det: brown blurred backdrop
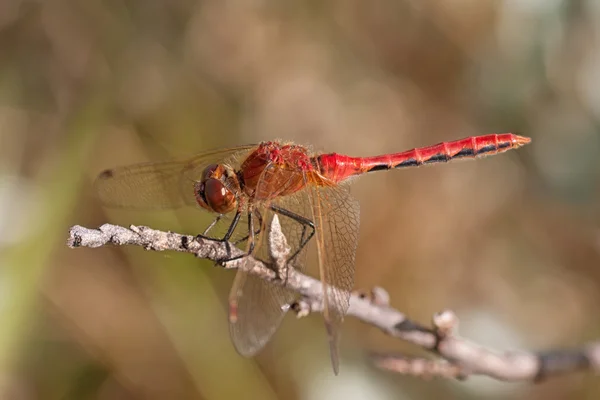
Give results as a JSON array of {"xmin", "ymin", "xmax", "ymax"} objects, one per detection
[{"xmin": 1, "ymin": 0, "xmax": 600, "ymax": 399}]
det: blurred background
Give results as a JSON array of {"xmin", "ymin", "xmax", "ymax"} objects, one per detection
[{"xmin": 1, "ymin": 0, "xmax": 600, "ymax": 398}]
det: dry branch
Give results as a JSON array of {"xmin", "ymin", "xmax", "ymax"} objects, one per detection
[{"xmin": 67, "ymin": 219, "xmax": 600, "ymax": 381}]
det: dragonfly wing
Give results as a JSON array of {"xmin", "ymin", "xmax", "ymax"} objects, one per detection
[
  {"xmin": 227, "ymin": 159, "xmax": 360, "ymax": 370},
  {"xmin": 307, "ymin": 183, "xmax": 360, "ymax": 375},
  {"xmin": 95, "ymin": 159, "xmax": 196, "ymax": 209},
  {"xmin": 228, "ymin": 163, "xmax": 312, "ymax": 356},
  {"xmin": 228, "ymin": 203, "xmax": 305, "ymax": 357},
  {"xmin": 229, "ymin": 269, "xmax": 297, "ymax": 356},
  {"xmin": 94, "ymin": 145, "xmax": 255, "ymax": 210}
]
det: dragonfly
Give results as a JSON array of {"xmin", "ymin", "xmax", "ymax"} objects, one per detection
[{"xmin": 94, "ymin": 133, "xmax": 530, "ymax": 374}]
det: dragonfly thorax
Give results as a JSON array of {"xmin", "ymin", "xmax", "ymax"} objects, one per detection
[{"xmin": 194, "ymin": 163, "xmax": 241, "ymax": 214}]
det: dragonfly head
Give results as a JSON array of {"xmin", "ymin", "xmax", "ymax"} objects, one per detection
[{"xmin": 194, "ymin": 163, "xmax": 239, "ymax": 214}]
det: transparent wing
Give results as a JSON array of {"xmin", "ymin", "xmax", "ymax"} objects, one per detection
[
  {"xmin": 227, "ymin": 159, "xmax": 360, "ymax": 372},
  {"xmin": 229, "ymin": 163, "xmax": 312, "ymax": 356},
  {"xmin": 228, "ymin": 272, "xmax": 296, "ymax": 356},
  {"xmin": 306, "ymin": 182, "xmax": 360, "ymax": 374},
  {"xmin": 94, "ymin": 145, "xmax": 255, "ymax": 210}
]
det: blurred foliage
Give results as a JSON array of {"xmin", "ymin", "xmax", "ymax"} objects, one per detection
[{"xmin": 1, "ymin": 0, "xmax": 600, "ymax": 399}]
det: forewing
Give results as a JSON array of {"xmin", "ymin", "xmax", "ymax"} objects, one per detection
[
  {"xmin": 94, "ymin": 145, "xmax": 254, "ymax": 210},
  {"xmin": 307, "ymin": 182, "xmax": 360, "ymax": 374},
  {"xmin": 229, "ymin": 163, "xmax": 312, "ymax": 356}
]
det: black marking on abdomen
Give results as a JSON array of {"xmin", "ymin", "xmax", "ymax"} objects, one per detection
[
  {"xmin": 498, "ymin": 141, "xmax": 510, "ymax": 149},
  {"xmin": 454, "ymin": 148, "xmax": 475, "ymax": 158},
  {"xmin": 477, "ymin": 144, "xmax": 497, "ymax": 155},
  {"xmin": 424, "ymin": 153, "xmax": 450, "ymax": 164},
  {"xmin": 369, "ymin": 164, "xmax": 391, "ymax": 172},
  {"xmin": 395, "ymin": 158, "xmax": 419, "ymax": 168}
]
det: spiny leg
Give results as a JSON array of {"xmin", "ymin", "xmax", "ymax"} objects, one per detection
[
  {"xmin": 219, "ymin": 207, "xmax": 258, "ymax": 263},
  {"xmin": 202, "ymin": 213, "xmax": 224, "ymax": 236},
  {"xmin": 269, "ymin": 204, "xmax": 315, "ymax": 286},
  {"xmin": 233, "ymin": 209, "xmax": 263, "ymax": 246},
  {"xmin": 196, "ymin": 209, "xmax": 242, "ymax": 263},
  {"xmin": 270, "ymin": 204, "xmax": 315, "ymax": 262},
  {"xmin": 195, "ymin": 212, "xmax": 239, "ymax": 242},
  {"xmin": 222, "ymin": 210, "xmax": 242, "ymax": 242}
]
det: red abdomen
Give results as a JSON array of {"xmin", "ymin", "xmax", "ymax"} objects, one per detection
[{"xmin": 316, "ymin": 133, "xmax": 530, "ymax": 183}]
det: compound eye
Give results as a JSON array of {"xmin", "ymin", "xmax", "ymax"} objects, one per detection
[
  {"xmin": 204, "ymin": 178, "xmax": 236, "ymax": 213},
  {"xmin": 194, "ymin": 181, "xmax": 209, "ymax": 210},
  {"xmin": 202, "ymin": 164, "xmax": 220, "ymax": 181}
]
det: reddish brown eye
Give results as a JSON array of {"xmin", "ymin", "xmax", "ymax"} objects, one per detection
[
  {"xmin": 202, "ymin": 164, "xmax": 220, "ymax": 181},
  {"xmin": 204, "ymin": 178, "xmax": 236, "ymax": 213},
  {"xmin": 194, "ymin": 181, "xmax": 210, "ymax": 210}
]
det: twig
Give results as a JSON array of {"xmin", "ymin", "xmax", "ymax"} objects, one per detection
[
  {"xmin": 67, "ymin": 219, "xmax": 600, "ymax": 381},
  {"xmin": 371, "ymin": 354, "xmax": 467, "ymax": 380}
]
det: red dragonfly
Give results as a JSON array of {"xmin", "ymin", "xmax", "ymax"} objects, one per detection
[{"xmin": 95, "ymin": 133, "xmax": 530, "ymax": 373}]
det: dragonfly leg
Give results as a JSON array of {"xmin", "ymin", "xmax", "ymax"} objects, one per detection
[
  {"xmin": 197, "ymin": 210, "xmax": 241, "ymax": 243},
  {"xmin": 195, "ymin": 212, "xmax": 235, "ymax": 242},
  {"xmin": 201, "ymin": 214, "xmax": 224, "ymax": 236},
  {"xmin": 222, "ymin": 210, "xmax": 242, "ymax": 242},
  {"xmin": 233, "ymin": 209, "xmax": 263, "ymax": 245},
  {"xmin": 270, "ymin": 205, "xmax": 315, "ymax": 262},
  {"xmin": 219, "ymin": 208, "xmax": 258, "ymax": 263},
  {"xmin": 196, "ymin": 209, "xmax": 243, "ymax": 263},
  {"xmin": 269, "ymin": 204, "xmax": 315, "ymax": 285}
]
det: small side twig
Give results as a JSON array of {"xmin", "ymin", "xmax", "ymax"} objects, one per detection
[{"xmin": 67, "ymin": 220, "xmax": 600, "ymax": 382}]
